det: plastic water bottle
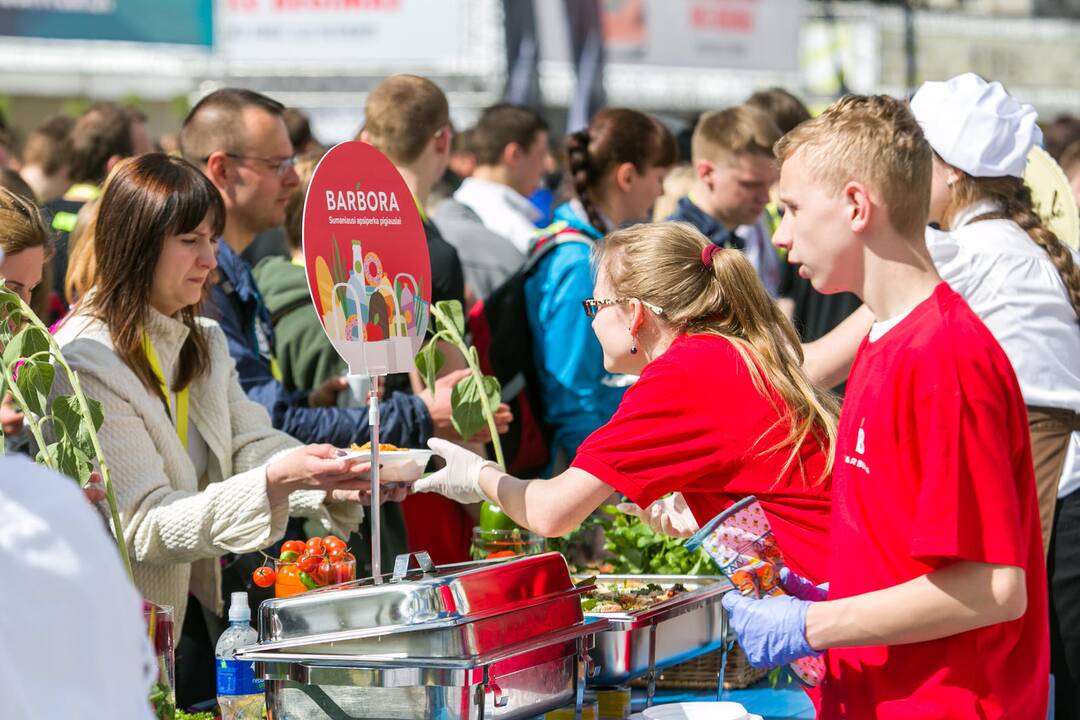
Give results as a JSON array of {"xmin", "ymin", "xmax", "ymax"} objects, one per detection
[{"xmin": 215, "ymin": 591, "xmax": 265, "ymax": 719}]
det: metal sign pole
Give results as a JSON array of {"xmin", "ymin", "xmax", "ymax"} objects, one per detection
[{"xmin": 368, "ymin": 375, "xmax": 382, "ymax": 584}]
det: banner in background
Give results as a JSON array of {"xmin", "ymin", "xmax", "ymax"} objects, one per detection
[
  {"xmin": 0, "ymin": 0, "xmax": 212, "ymax": 46},
  {"xmin": 537, "ymin": 0, "xmax": 801, "ymax": 73},
  {"xmin": 218, "ymin": 0, "xmax": 462, "ymax": 66}
]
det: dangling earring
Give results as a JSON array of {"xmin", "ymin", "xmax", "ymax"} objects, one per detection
[{"xmin": 630, "ymin": 337, "xmax": 638, "ymax": 355}]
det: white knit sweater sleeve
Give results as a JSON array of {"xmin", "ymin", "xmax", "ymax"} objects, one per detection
[
  {"xmin": 212, "ymin": 327, "xmax": 364, "ymax": 538},
  {"xmin": 66, "ymin": 366, "xmax": 291, "ymax": 565}
]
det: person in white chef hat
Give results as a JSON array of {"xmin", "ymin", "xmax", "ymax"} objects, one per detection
[{"xmin": 911, "ymin": 71, "xmax": 1080, "ymax": 717}]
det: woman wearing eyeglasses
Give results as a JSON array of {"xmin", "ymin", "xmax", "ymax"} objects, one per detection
[{"xmin": 415, "ymin": 221, "xmax": 837, "ymax": 585}]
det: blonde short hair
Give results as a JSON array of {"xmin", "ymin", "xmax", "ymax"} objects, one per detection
[
  {"xmin": 775, "ymin": 94, "xmax": 931, "ymax": 238},
  {"xmin": 361, "ymin": 74, "xmax": 449, "ymax": 166},
  {"xmin": 691, "ymin": 105, "xmax": 781, "ymax": 166}
]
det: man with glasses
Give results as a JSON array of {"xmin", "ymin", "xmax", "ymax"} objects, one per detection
[
  {"xmin": 180, "ymin": 87, "xmax": 468, "ymax": 451},
  {"xmin": 177, "ymin": 87, "xmax": 481, "ymax": 703}
]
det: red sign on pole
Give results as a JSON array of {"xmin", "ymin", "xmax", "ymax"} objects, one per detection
[{"xmin": 302, "ymin": 141, "xmax": 431, "ymax": 377}]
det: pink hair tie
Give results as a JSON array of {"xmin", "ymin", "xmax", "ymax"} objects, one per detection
[{"xmin": 701, "ymin": 243, "xmax": 722, "ymax": 268}]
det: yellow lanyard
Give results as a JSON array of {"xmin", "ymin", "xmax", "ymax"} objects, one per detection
[{"xmin": 142, "ymin": 334, "xmax": 189, "ymax": 449}]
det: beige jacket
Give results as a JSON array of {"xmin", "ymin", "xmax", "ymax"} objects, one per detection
[{"xmin": 53, "ymin": 308, "xmax": 361, "ymax": 628}]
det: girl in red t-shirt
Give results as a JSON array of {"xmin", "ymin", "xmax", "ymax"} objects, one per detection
[{"xmin": 414, "ymin": 221, "xmax": 838, "ymax": 583}]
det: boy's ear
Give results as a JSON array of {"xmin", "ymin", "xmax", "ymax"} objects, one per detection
[
  {"xmin": 695, "ymin": 158, "xmax": 715, "ymax": 185},
  {"xmin": 614, "ymin": 161, "xmax": 637, "ymax": 192},
  {"xmin": 844, "ymin": 180, "xmax": 873, "ymax": 233},
  {"xmin": 433, "ymin": 127, "xmax": 451, "ymax": 155},
  {"xmin": 502, "ymin": 142, "xmax": 523, "ymax": 168}
]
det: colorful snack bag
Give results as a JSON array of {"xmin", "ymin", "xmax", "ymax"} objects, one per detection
[{"xmin": 687, "ymin": 495, "xmax": 825, "ymax": 687}]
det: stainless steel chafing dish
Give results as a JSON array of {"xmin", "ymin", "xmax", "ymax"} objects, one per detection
[
  {"xmin": 238, "ymin": 551, "xmax": 606, "ymax": 719},
  {"xmin": 577, "ymin": 574, "xmax": 732, "ymax": 705}
]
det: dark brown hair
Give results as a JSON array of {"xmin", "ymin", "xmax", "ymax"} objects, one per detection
[
  {"xmin": 471, "ymin": 104, "xmax": 548, "ymax": 166},
  {"xmin": 66, "ymin": 103, "xmax": 146, "ymax": 185},
  {"xmin": 179, "ymin": 88, "xmax": 287, "ymax": 163},
  {"xmin": 85, "ymin": 154, "xmax": 225, "ymax": 395},
  {"xmin": 746, "ymin": 87, "xmax": 812, "ymax": 135},
  {"xmin": 22, "ymin": 114, "xmax": 75, "ymax": 175},
  {"xmin": 283, "ymin": 107, "xmax": 316, "ymax": 153},
  {"xmin": 360, "ymin": 74, "xmax": 449, "ymax": 166},
  {"xmin": 565, "ymin": 108, "xmax": 678, "ymax": 234},
  {"xmin": 943, "ymin": 170, "xmax": 1080, "ymax": 321},
  {"xmin": 283, "ymin": 152, "xmax": 324, "ymax": 252},
  {"xmin": 1044, "ymin": 115, "xmax": 1080, "ymax": 163}
]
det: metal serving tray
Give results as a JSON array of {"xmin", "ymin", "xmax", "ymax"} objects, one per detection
[
  {"xmin": 576, "ymin": 575, "xmax": 731, "ymax": 695},
  {"xmin": 240, "ymin": 607, "xmax": 609, "ymax": 719},
  {"xmin": 254, "ymin": 552, "xmax": 589, "ymax": 661}
]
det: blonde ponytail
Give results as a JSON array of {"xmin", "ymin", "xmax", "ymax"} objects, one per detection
[{"xmin": 599, "ymin": 222, "xmax": 838, "ymax": 484}]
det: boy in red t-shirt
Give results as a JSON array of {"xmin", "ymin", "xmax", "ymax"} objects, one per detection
[{"xmin": 722, "ymin": 94, "xmax": 1049, "ymax": 719}]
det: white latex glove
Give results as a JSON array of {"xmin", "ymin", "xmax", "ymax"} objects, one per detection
[
  {"xmin": 617, "ymin": 492, "xmax": 700, "ymax": 538},
  {"xmin": 412, "ymin": 438, "xmax": 500, "ymax": 504}
]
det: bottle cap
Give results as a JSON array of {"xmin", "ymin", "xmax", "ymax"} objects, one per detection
[{"xmin": 228, "ymin": 591, "xmax": 251, "ymax": 623}]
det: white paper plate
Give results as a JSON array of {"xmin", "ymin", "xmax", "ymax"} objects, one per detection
[
  {"xmin": 337, "ymin": 448, "xmax": 433, "ymax": 468},
  {"xmin": 642, "ymin": 702, "xmax": 751, "ymax": 720}
]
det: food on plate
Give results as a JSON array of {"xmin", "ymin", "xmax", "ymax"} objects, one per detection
[
  {"xmin": 580, "ymin": 581, "xmax": 687, "ymax": 613},
  {"xmin": 351, "ymin": 442, "xmax": 403, "ymax": 452}
]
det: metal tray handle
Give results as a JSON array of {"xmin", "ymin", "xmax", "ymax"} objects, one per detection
[{"xmin": 391, "ymin": 551, "xmax": 435, "ymax": 582}]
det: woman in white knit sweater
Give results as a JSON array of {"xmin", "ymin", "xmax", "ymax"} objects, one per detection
[{"xmin": 52, "ymin": 154, "xmax": 373, "ymax": 630}]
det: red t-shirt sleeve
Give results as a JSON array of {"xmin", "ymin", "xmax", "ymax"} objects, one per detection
[
  {"xmin": 571, "ymin": 353, "xmax": 741, "ymax": 508},
  {"xmin": 904, "ymin": 363, "xmax": 1029, "ymax": 568}
]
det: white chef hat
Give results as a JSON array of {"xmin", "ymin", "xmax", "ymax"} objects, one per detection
[{"xmin": 909, "ymin": 73, "xmax": 1042, "ymax": 179}]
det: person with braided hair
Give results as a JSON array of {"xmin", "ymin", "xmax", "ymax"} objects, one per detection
[
  {"xmin": 522, "ymin": 108, "xmax": 676, "ymax": 472},
  {"xmin": 907, "ymin": 73, "xmax": 1080, "ymax": 717}
]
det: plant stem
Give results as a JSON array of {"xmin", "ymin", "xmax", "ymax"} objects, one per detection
[
  {"xmin": 428, "ymin": 304, "xmax": 505, "ymax": 469},
  {"xmin": 14, "ymin": 295, "xmax": 134, "ymax": 582},
  {"xmin": 0, "ymin": 356, "xmax": 56, "ymax": 469}
]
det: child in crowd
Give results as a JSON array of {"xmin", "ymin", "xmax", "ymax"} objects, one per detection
[
  {"xmin": 666, "ymin": 105, "xmax": 784, "ymax": 296},
  {"xmin": 724, "ymin": 94, "xmax": 1048, "ymax": 720}
]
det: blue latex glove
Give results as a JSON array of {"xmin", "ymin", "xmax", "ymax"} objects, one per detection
[
  {"xmin": 779, "ymin": 567, "xmax": 829, "ymax": 602},
  {"xmin": 722, "ymin": 591, "xmax": 821, "ymax": 668}
]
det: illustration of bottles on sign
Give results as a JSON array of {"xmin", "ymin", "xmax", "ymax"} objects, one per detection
[
  {"xmin": 312, "ymin": 234, "xmax": 428, "ymax": 374},
  {"xmin": 304, "ymin": 143, "xmax": 431, "ymax": 378}
]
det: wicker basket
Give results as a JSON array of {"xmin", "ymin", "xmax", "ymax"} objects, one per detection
[{"xmin": 628, "ymin": 643, "xmax": 768, "ymax": 691}]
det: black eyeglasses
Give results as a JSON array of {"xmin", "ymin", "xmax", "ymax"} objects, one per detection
[
  {"xmin": 220, "ymin": 153, "xmax": 296, "ymax": 177},
  {"xmin": 582, "ymin": 297, "xmax": 664, "ymax": 318}
]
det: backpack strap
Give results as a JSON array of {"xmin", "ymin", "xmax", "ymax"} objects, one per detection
[
  {"xmin": 270, "ymin": 295, "xmax": 315, "ymax": 325},
  {"xmin": 523, "ymin": 223, "xmax": 594, "ymax": 275}
]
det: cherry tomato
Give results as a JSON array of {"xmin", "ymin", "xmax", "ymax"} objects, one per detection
[
  {"xmin": 327, "ymin": 547, "xmax": 346, "ymax": 562},
  {"xmin": 324, "ymin": 535, "xmax": 346, "ymax": 553},
  {"xmin": 297, "ymin": 554, "xmax": 320, "ymax": 574},
  {"xmin": 306, "ymin": 537, "xmax": 325, "ymax": 556},
  {"xmin": 329, "ymin": 562, "xmax": 346, "ymax": 584},
  {"xmin": 281, "ymin": 540, "xmax": 307, "ymax": 556},
  {"xmin": 315, "ymin": 559, "xmax": 334, "ymax": 586},
  {"xmin": 252, "ymin": 566, "xmax": 276, "ymax": 588}
]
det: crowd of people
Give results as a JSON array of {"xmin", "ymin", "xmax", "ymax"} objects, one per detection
[{"xmin": 0, "ymin": 70, "xmax": 1079, "ymax": 719}]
